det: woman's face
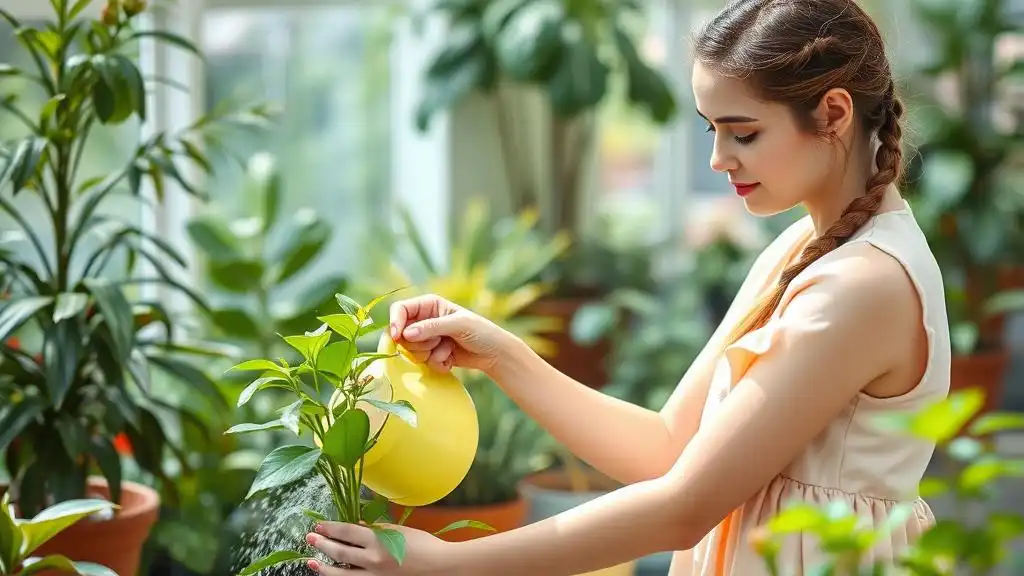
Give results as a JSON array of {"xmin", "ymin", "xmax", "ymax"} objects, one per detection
[{"xmin": 691, "ymin": 61, "xmax": 838, "ymax": 217}]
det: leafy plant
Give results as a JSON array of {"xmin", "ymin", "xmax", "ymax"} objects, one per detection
[
  {"xmin": 901, "ymin": 0, "xmax": 1024, "ymax": 354},
  {"xmin": 752, "ymin": 389, "xmax": 1024, "ymax": 574},
  {"xmin": 0, "ymin": 0, "xmax": 271, "ymax": 516},
  {"xmin": 228, "ymin": 290, "xmax": 491, "ymax": 574},
  {"xmin": 414, "ymin": 0, "xmax": 677, "ymax": 237},
  {"xmin": 0, "ymin": 493, "xmax": 116, "ymax": 576}
]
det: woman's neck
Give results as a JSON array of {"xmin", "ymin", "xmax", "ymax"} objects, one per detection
[{"xmin": 802, "ymin": 145, "xmax": 902, "ymax": 237}]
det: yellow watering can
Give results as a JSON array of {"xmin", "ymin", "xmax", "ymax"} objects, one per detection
[{"xmin": 330, "ymin": 333, "xmax": 478, "ymax": 507}]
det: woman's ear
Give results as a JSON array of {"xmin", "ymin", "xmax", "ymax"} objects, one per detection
[{"xmin": 812, "ymin": 88, "xmax": 855, "ymax": 138}]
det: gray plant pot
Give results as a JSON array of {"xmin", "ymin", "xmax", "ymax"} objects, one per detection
[{"xmin": 518, "ymin": 470, "xmax": 672, "ymax": 576}]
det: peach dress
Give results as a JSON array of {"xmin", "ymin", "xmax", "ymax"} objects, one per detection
[{"xmin": 670, "ymin": 200, "xmax": 951, "ymax": 575}]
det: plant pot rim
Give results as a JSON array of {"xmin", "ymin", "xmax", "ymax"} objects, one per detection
[
  {"xmin": 517, "ymin": 469, "xmax": 622, "ymax": 497},
  {"xmin": 1, "ymin": 476, "xmax": 160, "ymax": 524}
]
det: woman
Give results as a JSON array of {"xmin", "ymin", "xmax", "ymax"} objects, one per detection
[{"xmin": 305, "ymin": 0, "xmax": 950, "ymax": 573}]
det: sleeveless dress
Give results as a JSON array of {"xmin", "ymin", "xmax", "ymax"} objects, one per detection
[{"xmin": 669, "ymin": 199, "xmax": 951, "ymax": 575}]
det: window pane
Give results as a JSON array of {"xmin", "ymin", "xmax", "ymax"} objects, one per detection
[
  {"xmin": 0, "ymin": 20, "xmax": 141, "ymax": 279},
  {"xmin": 198, "ymin": 6, "xmax": 394, "ymax": 289}
]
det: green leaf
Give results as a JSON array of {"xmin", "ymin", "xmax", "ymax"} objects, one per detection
[
  {"xmin": 371, "ymin": 527, "xmax": 406, "ymax": 565},
  {"xmin": 318, "ymin": 341, "xmax": 356, "ymax": 380},
  {"xmin": 237, "ymin": 376, "xmax": 290, "ymax": 407},
  {"xmin": 303, "ymin": 508, "xmax": 327, "ymax": 522},
  {"xmin": 207, "ymin": 259, "xmax": 265, "ymax": 293},
  {"xmin": 959, "ymin": 456, "xmax": 1024, "ymax": 492},
  {"xmin": 361, "ymin": 495, "xmax": 390, "ymax": 524},
  {"xmin": 766, "ymin": 504, "xmax": 825, "ymax": 534},
  {"xmin": 0, "ymin": 493, "xmax": 22, "ymax": 574},
  {"xmin": 613, "ymin": 26, "xmax": 677, "ymax": 124},
  {"xmin": 89, "ymin": 436, "xmax": 122, "ymax": 505},
  {"xmin": 83, "ymin": 278, "xmax": 134, "ymax": 361},
  {"xmin": 273, "ymin": 211, "xmax": 331, "ymax": 284},
  {"xmin": 236, "ymin": 550, "xmax": 311, "ymax": 576},
  {"xmin": 90, "ymin": 55, "xmax": 134, "ymax": 124},
  {"xmin": 547, "ymin": 34, "xmax": 608, "ymax": 117},
  {"xmin": 53, "ymin": 292, "xmax": 88, "ymax": 323},
  {"xmin": 481, "ymin": 0, "xmax": 527, "ymax": 41},
  {"xmin": 334, "ymin": 293, "xmax": 361, "ymax": 316},
  {"xmin": 225, "ymin": 421, "xmax": 286, "ymax": 435},
  {"xmin": 0, "ymin": 394, "xmax": 47, "ymax": 453},
  {"xmin": 361, "ymin": 399, "xmax": 417, "ymax": 427},
  {"xmin": 318, "ymin": 313, "xmax": 361, "ymax": 341},
  {"xmin": 283, "ymin": 325, "xmax": 331, "ymax": 365},
  {"xmin": 415, "ymin": 46, "xmax": 491, "ymax": 132},
  {"xmin": 244, "ymin": 152, "xmax": 281, "ymax": 233},
  {"xmin": 148, "ymin": 354, "xmax": 228, "ymax": 409},
  {"xmin": 19, "ymin": 555, "xmax": 118, "ymax": 575},
  {"xmin": 228, "ymin": 359, "xmax": 288, "ymax": 375},
  {"xmin": 433, "ymin": 519, "xmax": 496, "ymax": 536},
  {"xmin": 128, "ymin": 30, "xmax": 204, "ymax": 59},
  {"xmin": 185, "ymin": 215, "xmax": 243, "ymax": 262},
  {"xmin": 360, "ymin": 287, "xmax": 407, "ymax": 320},
  {"xmin": 21, "ymin": 500, "xmax": 118, "ymax": 557},
  {"xmin": 5, "ymin": 137, "xmax": 48, "ymax": 193},
  {"xmin": 210, "ymin": 307, "xmax": 261, "ymax": 339},
  {"xmin": 969, "ymin": 412, "xmax": 1024, "ymax": 436},
  {"xmin": 872, "ymin": 389, "xmax": 985, "ymax": 443},
  {"xmin": 397, "ymin": 506, "xmax": 414, "ymax": 526},
  {"xmin": 494, "ymin": 0, "xmax": 563, "ymax": 80},
  {"xmin": 0, "ymin": 296, "xmax": 52, "ymax": 341},
  {"xmin": 43, "ymin": 319, "xmax": 80, "ymax": 408},
  {"xmin": 278, "ymin": 399, "xmax": 305, "ymax": 436},
  {"xmin": 246, "ymin": 445, "xmax": 323, "ymax": 498},
  {"xmin": 322, "ymin": 409, "xmax": 371, "ymax": 468}
]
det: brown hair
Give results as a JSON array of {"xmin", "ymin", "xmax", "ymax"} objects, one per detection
[{"xmin": 693, "ymin": 0, "xmax": 905, "ymax": 344}]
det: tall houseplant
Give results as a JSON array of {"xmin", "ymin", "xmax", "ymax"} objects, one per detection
[
  {"xmin": 902, "ymin": 0, "xmax": 1024, "ymax": 414},
  {"xmin": 0, "ymin": 1, "xmax": 270, "ymax": 573},
  {"xmin": 414, "ymin": 0, "xmax": 679, "ymax": 386}
]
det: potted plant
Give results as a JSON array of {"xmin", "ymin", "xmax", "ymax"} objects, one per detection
[
  {"xmin": 752, "ymin": 388, "xmax": 1024, "ymax": 574},
  {"xmin": 145, "ymin": 151, "xmax": 346, "ymax": 575},
  {"xmin": 414, "ymin": 0, "xmax": 678, "ymax": 386},
  {"xmin": 224, "ymin": 290, "xmax": 491, "ymax": 575},
  {"xmin": 0, "ymin": 1, "xmax": 270, "ymax": 573},
  {"xmin": 901, "ymin": 0, "xmax": 1023, "ymax": 416},
  {"xmin": 0, "ymin": 493, "xmax": 118, "ymax": 575}
]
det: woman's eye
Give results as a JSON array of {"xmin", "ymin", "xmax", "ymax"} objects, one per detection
[
  {"xmin": 735, "ymin": 132, "xmax": 759, "ymax": 144},
  {"xmin": 704, "ymin": 123, "xmax": 716, "ymax": 133}
]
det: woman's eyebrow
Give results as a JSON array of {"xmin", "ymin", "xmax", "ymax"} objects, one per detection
[{"xmin": 696, "ymin": 109, "xmax": 759, "ymax": 124}]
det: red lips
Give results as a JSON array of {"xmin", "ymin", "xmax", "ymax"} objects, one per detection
[{"xmin": 732, "ymin": 182, "xmax": 759, "ymax": 197}]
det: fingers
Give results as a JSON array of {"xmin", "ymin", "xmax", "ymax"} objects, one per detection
[
  {"xmin": 402, "ymin": 336, "xmax": 441, "ymax": 363},
  {"xmin": 306, "ymin": 533, "xmax": 373, "ymax": 571},
  {"xmin": 426, "ymin": 338, "xmax": 455, "ymax": 372},
  {"xmin": 402, "ymin": 313, "xmax": 468, "ymax": 343},
  {"xmin": 314, "ymin": 522, "xmax": 375, "ymax": 547},
  {"xmin": 388, "ymin": 295, "xmax": 442, "ymax": 340},
  {"xmin": 306, "ymin": 558, "xmax": 366, "ymax": 574}
]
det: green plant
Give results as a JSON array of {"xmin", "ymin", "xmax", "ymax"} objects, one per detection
[
  {"xmin": 901, "ymin": 0, "xmax": 1024, "ymax": 355},
  {"xmin": 414, "ymin": 0, "xmax": 677, "ymax": 238},
  {"xmin": 227, "ymin": 290, "xmax": 491, "ymax": 574},
  {"xmin": 752, "ymin": 389, "xmax": 1024, "ymax": 574},
  {"xmin": 0, "ymin": 0, "xmax": 271, "ymax": 516},
  {"xmin": 0, "ymin": 493, "xmax": 116, "ymax": 575}
]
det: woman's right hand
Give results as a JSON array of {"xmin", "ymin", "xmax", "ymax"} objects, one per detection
[{"xmin": 388, "ymin": 294, "xmax": 517, "ymax": 376}]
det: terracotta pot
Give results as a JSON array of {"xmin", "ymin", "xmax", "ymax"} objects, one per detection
[
  {"xmin": 390, "ymin": 497, "xmax": 526, "ymax": 542},
  {"xmin": 31, "ymin": 477, "xmax": 160, "ymax": 576},
  {"xmin": 950, "ymin": 350, "xmax": 1010, "ymax": 426},
  {"xmin": 525, "ymin": 297, "xmax": 611, "ymax": 389}
]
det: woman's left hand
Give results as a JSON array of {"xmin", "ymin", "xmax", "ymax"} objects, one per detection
[{"xmin": 305, "ymin": 521, "xmax": 452, "ymax": 576}]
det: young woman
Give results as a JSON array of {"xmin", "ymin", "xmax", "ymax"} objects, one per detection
[{"xmin": 305, "ymin": 0, "xmax": 950, "ymax": 574}]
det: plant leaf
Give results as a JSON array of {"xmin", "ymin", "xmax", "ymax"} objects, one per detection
[
  {"xmin": 89, "ymin": 436, "xmax": 123, "ymax": 505},
  {"xmin": 278, "ymin": 399, "xmax": 305, "ymax": 436},
  {"xmin": 237, "ymin": 376, "xmax": 290, "ymax": 407},
  {"xmin": 147, "ymin": 354, "xmax": 228, "ymax": 408},
  {"xmin": 322, "ymin": 409, "xmax": 370, "ymax": 469},
  {"xmin": 246, "ymin": 445, "xmax": 322, "ymax": 499},
  {"xmin": 227, "ymin": 359, "xmax": 288, "ymax": 375},
  {"xmin": 0, "ymin": 494, "xmax": 22, "ymax": 574},
  {"xmin": 371, "ymin": 527, "xmax": 406, "ymax": 565},
  {"xmin": 0, "ymin": 296, "xmax": 53, "ymax": 342},
  {"xmin": 236, "ymin": 550, "xmax": 311, "ymax": 576},
  {"xmin": 317, "ymin": 341, "xmax": 356, "ymax": 380},
  {"xmin": 43, "ymin": 319, "xmax": 80, "ymax": 408},
  {"xmin": 318, "ymin": 313, "xmax": 361, "ymax": 341},
  {"xmin": 433, "ymin": 519, "xmax": 496, "ymax": 536},
  {"xmin": 21, "ymin": 500, "xmax": 117, "ymax": 557},
  {"xmin": 18, "ymin": 555, "xmax": 118, "ymax": 575},
  {"xmin": 225, "ymin": 421, "xmax": 285, "ymax": 435},
  {"xmin": 0, "ymin": 394, "xmax": 47, "ymax": 453},
  {"xmin": 361, "ymin": 398, "xmax": 417, "ymax": 427},
  {"xmin": 83, "ymin": 278, "xmax": 134, "ymax": 361},
  {"xmin": 283, "ymin": 326, "xmax": 331, "ymax": 365},
  {"xmin": 53, "ymin": 292, "xmax": 88, "ymax": 323},
  {"xmin": 273, "ymin": 211, "xmax": 331, "ymax": 284}
]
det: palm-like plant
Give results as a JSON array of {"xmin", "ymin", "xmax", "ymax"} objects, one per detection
[{"xmin": 0, "ymin": 0, "xmax": 271, "ymax": 516}]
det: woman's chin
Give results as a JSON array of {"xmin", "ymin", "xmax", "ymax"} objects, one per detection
[{"xmin": 740, "ymin": 194, "xmax": 797, "ymax": 218}]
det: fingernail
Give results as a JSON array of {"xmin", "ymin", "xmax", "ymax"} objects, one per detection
[
  {"xmin": 315, "ymin": 523, "xmax": 324, "ymax": 534},
  {"xmin": 306, "ymin": 533, "xmax": 318, "ymax": 545},
  {"xmin": 404, "ymin": 326, "xmax": 420, "ymax": 339},
  {"xmin": 307, "ymin": 560, "xmax": 320, "ymax": 572},
  {"xmin": 390, "ymin": 323, "xmax": 397, "ymax": 339}
]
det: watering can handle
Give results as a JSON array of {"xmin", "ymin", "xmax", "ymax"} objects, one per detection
[{"xmin": 378, "ymin": 332, "xmax": 419, "ymax": 365}]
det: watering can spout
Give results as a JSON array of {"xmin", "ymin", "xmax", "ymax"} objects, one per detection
[{"xmin": 357, "ymin": 333, "xmax": 479, "ymax": 507}]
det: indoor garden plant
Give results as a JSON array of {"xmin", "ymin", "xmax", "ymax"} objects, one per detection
[
  {"xmin": 901, "ymin": 0, "xmax": 1024, "ymax": 415},
  {"xmin": 0, "ymin": 493, "xmax": 117, "ymax": 575},
  {"xmin": 752, "ymin": 388, "xmax": 1024, "ymax": 574},
  {"xmin": 413, "ymin": 0, "xmax": 678, "ymax": 386},
  {"xmin": 0, "ymin": 0, "xmax": 270, "ymax": 573},
  {"xmin": 225, "ymin": 290, "xmax": 491, "ymax": 574}
]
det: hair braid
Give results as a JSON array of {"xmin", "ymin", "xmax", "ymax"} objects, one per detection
[{"xmin": 725, "ymin": 81, "xmax": 905, "ymax": 346}]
